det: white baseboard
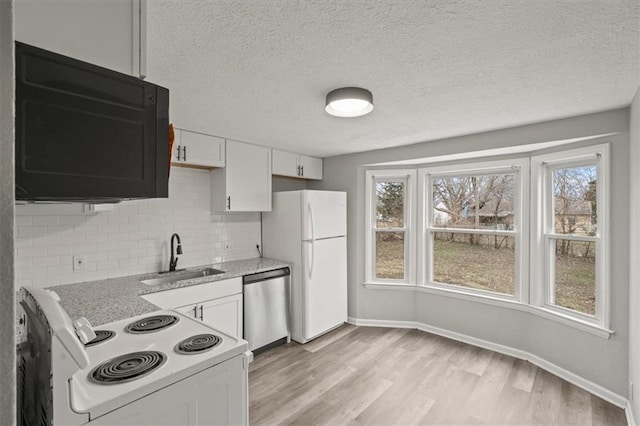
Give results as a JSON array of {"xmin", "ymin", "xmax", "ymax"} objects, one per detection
[
  {"xmin": 347, "ymin": 316, "xmax": 628, "ymax": 411},
  {"xmin": 628, "ymin": 401, "xmax": 637, "ymax": 426}
]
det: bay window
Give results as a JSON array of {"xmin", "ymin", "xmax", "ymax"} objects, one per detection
[{"xmin": 364, "ymin": 143, "xmax": 611, "ymax": 334}]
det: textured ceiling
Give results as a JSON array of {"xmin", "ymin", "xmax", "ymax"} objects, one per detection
[{"xmin": 146, "ymin": 0, "xmax": 640, "ymax": 158}]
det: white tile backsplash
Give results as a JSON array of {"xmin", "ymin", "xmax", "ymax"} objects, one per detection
[{"xmin": 14, "ymin": 168, "xmax": 261, "ymax": 290}]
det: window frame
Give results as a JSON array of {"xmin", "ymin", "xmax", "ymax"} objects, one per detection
[
  {"xmin": 418, "ymin": 158, "xmax": 530, "ymax": 302},
  {"xmin": 364, "ymin": 169, "xmax": 417, "ymax": 285},
  {"xmin": 362, "ymin": 143, "xmax": 612, "ymax": 337},
  {"xmin": 530, "ymin": 144, "xmax": 610, "ymax": 329}
]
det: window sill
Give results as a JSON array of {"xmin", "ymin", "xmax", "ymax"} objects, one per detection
[
  {"xmin": 362, "ymin": 282, "xmax": 615, "ymax": 339},
  {"xmin": 363, "ymin": 282, "xmax": 416, "ymax": 290}
]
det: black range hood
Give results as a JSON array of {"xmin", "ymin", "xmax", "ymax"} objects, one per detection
[{"xmin": 15, "ymin": 42, "xmax": 169, "ymax": 203}]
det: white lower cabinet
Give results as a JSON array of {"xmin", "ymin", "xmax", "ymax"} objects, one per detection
[
  {"xmin": 141, "ymin": 277, "xmax": 243, "ymax": 339},
  {"xmin": 178, "ymin": 294, "xmax": 243, "ymax": 339},
  {"xmin": 89, "ymin": 355, "xmax": 246, "ymax": 426}
]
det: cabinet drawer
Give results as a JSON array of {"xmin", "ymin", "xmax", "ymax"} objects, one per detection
[{"xmin": 141, "ymin": 277, "xmax": 242, "ymax": 308}]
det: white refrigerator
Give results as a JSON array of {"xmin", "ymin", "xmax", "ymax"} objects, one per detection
[{"xmin": 262, "ymin": 190, "xmax": 347, "ymax": 343}]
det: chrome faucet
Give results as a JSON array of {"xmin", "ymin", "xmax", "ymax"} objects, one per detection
[{"xmin": 169, "ymin": 233, "xmax": 183, "ymax": 272}]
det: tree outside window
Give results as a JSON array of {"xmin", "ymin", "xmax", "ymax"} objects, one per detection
[{"xmin": 429, "ymin": 171, "xmax": 518, "ymax": 296}]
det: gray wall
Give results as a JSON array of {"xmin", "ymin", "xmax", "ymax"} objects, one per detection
[
  {"xmin": 318, "ymin": 109, "xmax": 630, "ymax": 396},
  {"xmin": 629, "ymin": 87, "xmax": 640, "ymax": 420},
  {"xmin": 272, "ymin": 176, "xmax": 309, "ymax": 192},
  {"xmin": 0, "ymin": 0, "xmax": 15, "ymax": 424}
]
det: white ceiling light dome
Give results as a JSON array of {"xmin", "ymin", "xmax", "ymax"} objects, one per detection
[{"xmin": 325, "ymin": 87, "xmax": 374, "ymax": 118}]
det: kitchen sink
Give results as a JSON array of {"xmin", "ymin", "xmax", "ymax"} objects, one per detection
[{"xmin": 140, "ymin": 268, "xmax": 225, "ymax": 286}]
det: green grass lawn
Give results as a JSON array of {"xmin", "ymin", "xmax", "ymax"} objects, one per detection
[{"xmin": 376, "ymin": 238, "xmax": 595, "ymax": 315}]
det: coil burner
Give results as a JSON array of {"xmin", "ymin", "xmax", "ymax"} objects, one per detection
[
  {"xmin": 175, "ymin": 334, "xmax": 222, "ymax": 354},
  {"xmin": 125, "ymin": 314, "xmax": 179, "ymax": 334},
  {"xmin": 90, "ymin": 351, "xmax": 167, "ymax": 384},
  {"xmin": 85, "ymin": 330, "xmax": 116, "ymax": 347}
]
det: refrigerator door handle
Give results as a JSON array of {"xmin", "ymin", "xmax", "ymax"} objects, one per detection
[
  {"xmin": 307, "ymin": 202, "xmax": 315, "ymax": 279},
  {"xmin": 308, "ymin": 202, "xmax": 315, "ymax": 242},
  {"xmin": 309, "ymin": 239, "xmax": 314, "ymax": 279},
  {"xmin": 305, "ymin": 240, "xmax": 315, "ymax": 279}
]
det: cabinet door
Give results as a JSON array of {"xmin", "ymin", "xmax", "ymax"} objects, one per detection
[
  {"xmin": 89, "ymin": 355, "xmax": 246, "ymax": 426},
  {"xmin": 173, "ymin": 129, "xmax": 225, "ymax": 168},
  {"xmin": 224, "ymin": 140, "xmax": 272, "ymax": 211},
  {"xmin": 299, "ymin": 155, "xmax": 323, "ymax": 180},
  {"xmin": 15, "ymin": 0, "xmax": 146, "ymax": 77},
  {"xmin": 200, "ymin": 294, "xmax": 243, "ymax": 339},
  {"xmin": 141, "ymin": 277, "xmax": 242, "ymax": 308},
  {"xmin": 176, "ymin": 304, "xmax": 199, "ymax": 319},
  {"xmin": 272, "ymin": 149, "xmax": 300, "ymax": 178}
]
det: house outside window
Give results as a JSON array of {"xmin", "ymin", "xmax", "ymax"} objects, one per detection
[{"xmin": 419, "ymin": 159, "xmax": 528, "ymax": 301}]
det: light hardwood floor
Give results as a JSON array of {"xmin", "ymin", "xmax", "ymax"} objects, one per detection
[{"xmin": 249, "ymin": 325, "xmax": 627, "ymax": 425}]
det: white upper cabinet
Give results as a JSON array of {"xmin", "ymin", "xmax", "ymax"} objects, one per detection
[
  {"xmin": 272, "ymin": 149, "xmax": 323, "ymax": 180},
  {"xmin": 298, "ymin": 155, "xmax": 323, "ymax": 180},
  {"xmin": 272, "ymin": 150, "xmax": 299, "ymax": 177},
  {"xmin": 211, "ymin": 140, "xmax": 272, "ymax": 212},
  {"xmin": 15, "ymin": 0, "xmax": 147, "ymax": 78},
  {"xmin": 172, "ymin": 129, "xmax": 225, "ymax": 168}
]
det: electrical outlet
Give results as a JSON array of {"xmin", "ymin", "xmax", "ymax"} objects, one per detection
[
  {"xmin": 224, "ymin": 243, "xmax": 233, "ymax": 252},
  {"xmin": 73, "ymin": 255, "xmax": 87, "ymax": 271}
]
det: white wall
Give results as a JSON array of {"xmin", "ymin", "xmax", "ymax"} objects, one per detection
[
  {"xmin": 15, "ymin": 168, "xmax": 261, "ymax": 289},
  {"xmin": 629, "ymin": 87, "xmax": 640, "ymax": 422},
  {"xmin": 317, "ymin": 108, "xmax": 631, "ymax": 397},
  {"xmin": 0, "ymin": 0, "xmax": 15, "ymax": 424}
]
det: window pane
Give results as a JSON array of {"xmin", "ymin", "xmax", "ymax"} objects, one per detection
[
  {"xmin": 376, "ymin": 181, "xmax": 405, "ymax": 228},
  {"xmin": 432, "ymin": 174, "xmax": 515, "ymax": 230},
  {"xmin": 553, "ymin": 165, "xmax": 597, "ymax": 235},
  {"xmin": 552, "ymin": 239, "xmax": 596, "ymax": 316},
  {"xmin": 432, "ymin": 232, "xmax": 515, "ymax": 295},
  {"xmin": 376, "ymin": 232, "xmax": 405, "ymax": 279}
]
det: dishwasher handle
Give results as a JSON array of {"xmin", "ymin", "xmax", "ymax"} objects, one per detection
[{"xmin": 243, "ymin": 267, "xmax": 290, "ymax": 285}]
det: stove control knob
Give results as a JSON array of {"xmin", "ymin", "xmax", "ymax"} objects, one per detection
[
  {"xmin": 45, "ymin": 289, "xmax": 60, "ymax": 302},
  {"xmin": 72, "ymin": 317, "xmax": 96, "ymax": 344}
]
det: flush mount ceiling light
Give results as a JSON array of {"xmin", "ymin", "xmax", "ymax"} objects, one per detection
[{"xmin": 325, "ymin": 87, "xmax": 373, "ymax": 118}]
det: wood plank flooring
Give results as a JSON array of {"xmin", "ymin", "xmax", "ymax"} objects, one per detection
[{"xmin": 248, "ymin": 325, "xmax": 627, "ymax": 425}]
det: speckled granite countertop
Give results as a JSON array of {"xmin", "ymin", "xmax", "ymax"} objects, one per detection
[{"xmin": 47, "ymin": 257, "xmax": 289, "ymax": 326}]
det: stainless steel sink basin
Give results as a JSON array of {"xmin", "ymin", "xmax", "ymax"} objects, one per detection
[{"xmin": 140, "ymin": 268, "xmax": 225, "ymax": 286}]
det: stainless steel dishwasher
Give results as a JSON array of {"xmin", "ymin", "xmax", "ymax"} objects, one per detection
[{"xmin": 243, "ymin": 267, "xmax": 290, "ymax": 352}]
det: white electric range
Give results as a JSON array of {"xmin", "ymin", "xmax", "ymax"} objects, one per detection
[{"xmin": 19, "ymin": 287, "xmax": 250, "ymax": 425}]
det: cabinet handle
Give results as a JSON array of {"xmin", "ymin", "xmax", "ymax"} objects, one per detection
[
  {"xmin": 199, "ymin": 305, "xmax": 203, "ymax": 321},
  {"xmin": 192, "ymin": 305, "xmax": 197, "ymax": 318},
  {"xmin": 176, "ymin": 146, "xmax": 182, "ymax": 161},
  {"xmin": 296, "ymin": 165, "xmax": 300, "ymax": 176},
  {"xmin": 227, "ymin": 196, "xmax": 231, "ymax": 210},
  {"xmin": 301, "ymin": 165, "xmax": 304, "ymax": 176},
  {"xmin": 183, "ymin": 145, "xmax": 187, "ymax": 162}
]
